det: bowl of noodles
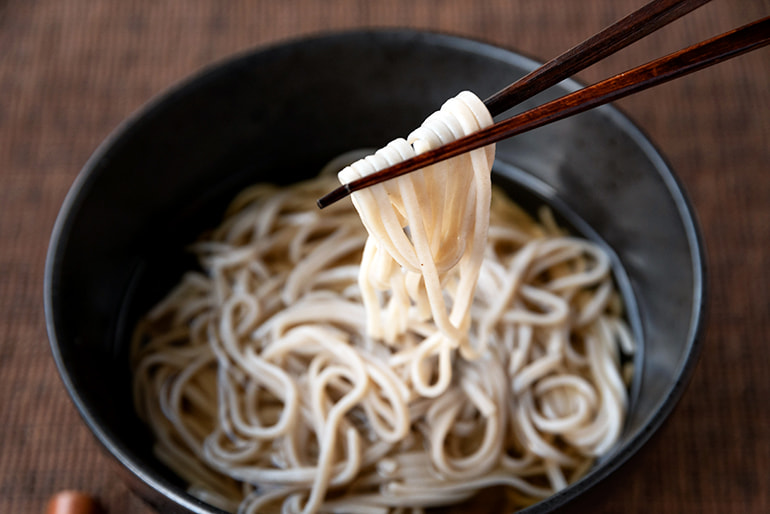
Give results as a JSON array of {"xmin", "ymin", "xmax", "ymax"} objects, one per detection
[{"xmin": 45, "ymin": 29, "xmax": 705, "ymax": 513}]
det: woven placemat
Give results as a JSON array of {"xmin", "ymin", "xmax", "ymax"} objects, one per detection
[{"xmin": 1, "ymin": 1, "xmax": 768, "ymax": 512}]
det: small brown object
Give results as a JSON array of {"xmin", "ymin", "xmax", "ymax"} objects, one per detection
[{"xmin": 46, "ymin": 491, "xmax": 103, "ymax": 514}]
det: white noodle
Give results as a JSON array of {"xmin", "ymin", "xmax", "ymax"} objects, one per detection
[{"xmin": 132, "ymin": 91, "xmax": 634, "ymax": 513}]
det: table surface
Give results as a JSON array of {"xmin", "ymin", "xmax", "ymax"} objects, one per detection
[{"xmin": 1, "ymin": 1, "xmax": 768, "ymax": 513}]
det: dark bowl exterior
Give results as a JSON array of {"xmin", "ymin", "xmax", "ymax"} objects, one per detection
[{"xmin": 44, "ymin": 29, "xmax": 706, "ymax": 513}]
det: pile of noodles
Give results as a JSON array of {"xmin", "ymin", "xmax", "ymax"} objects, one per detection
[{"xmin": 131, "ymin": 91, "xmax": 635, "ymax": 514}]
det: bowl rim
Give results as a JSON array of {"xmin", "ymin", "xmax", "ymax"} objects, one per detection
[{"xmin": 44, "ymin": 27, "xmax": 707, "ymax": 514}]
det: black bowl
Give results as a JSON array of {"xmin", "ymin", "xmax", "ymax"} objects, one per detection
[{"xmin": 44, "ymin": 29, "xmax": 706, "ymax": 513}]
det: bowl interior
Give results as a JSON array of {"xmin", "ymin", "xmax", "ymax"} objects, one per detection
[{"xmin": 45, "ymin": 30, "xmax": 705, "ymax": 513}]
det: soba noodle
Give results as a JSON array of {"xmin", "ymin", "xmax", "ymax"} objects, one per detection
[{"xmin": 131, "ymin": 91, "xmax": 634, "ymax": 514}]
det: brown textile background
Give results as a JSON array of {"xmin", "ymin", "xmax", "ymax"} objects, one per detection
[{"xmin": 1, "ymin": 1, "xmax": 768, "ymax": 512}]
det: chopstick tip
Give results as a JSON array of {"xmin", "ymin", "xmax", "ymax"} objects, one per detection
[{"xmin": 317, "ymin": 184, "xmax": 350, "ymax": 209}]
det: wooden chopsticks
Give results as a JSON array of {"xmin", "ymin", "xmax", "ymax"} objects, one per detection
[
  {"xmin": 484, "ymin": 0, "xmax": 712, "ymax": 116},
  {"xmin": 317, "ymin": 5, "xmax": 769, "ymax": 209}
]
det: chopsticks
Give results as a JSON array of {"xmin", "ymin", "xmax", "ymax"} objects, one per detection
[
  {"xmin": 317, "ymin": 8, "xmax": 769, "ymax": 209},
  {"xmin": 484, "ymin": 0, "xmax": 712, "ymax": 116}
]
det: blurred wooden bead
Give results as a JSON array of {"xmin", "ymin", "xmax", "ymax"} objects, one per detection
[{"xmin": 46, "ymin": 491, "xmax": 103, "ymax": 514}]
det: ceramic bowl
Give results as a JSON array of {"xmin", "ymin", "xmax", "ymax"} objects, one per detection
[{"xmin": 45, "ymin": 30, "xmax": 706, "ymax": 513}]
